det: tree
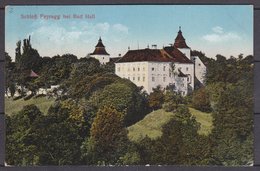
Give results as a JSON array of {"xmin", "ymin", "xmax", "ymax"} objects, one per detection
[
  {"xmin": 192, "ymin": 87, "xmax": 211, "ymax": 112},
  {"xmin": 163, "ymin": 89, "xmax": 184, "ymax": 112},
  {"xmin": 5, "ymin": 52, "xmax": 16, "ymax": 97},
  {"xmin": 148, "ymin": 86, "xmax": 164, "ymax": 110},
  {"xmin": 136, "ymin": 106, "xmax": 208, "ymax": 165},
  {"xmin": 31, "ymin": 100, "xmax": 85, "ymax": 165},
  {"xmin": 6, "ymin": 105, "xmax": 43, "ymax": 166},
  {"xmin": 81, "ymin": 106, "xmax": 129, "ymax": 165},
  {"xmin": 88, "ymin": 81, "xmax": 150, "ymax": 126}
]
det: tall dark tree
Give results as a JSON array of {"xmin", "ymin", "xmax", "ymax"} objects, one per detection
[{"xmin": 81, "ymin": 105, "xmax": 129, "ymax": 165}]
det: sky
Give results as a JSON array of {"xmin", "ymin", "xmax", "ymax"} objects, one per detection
[{"xmin": 5, "ymin": 5, "xmax": 253, "ymax": 60}]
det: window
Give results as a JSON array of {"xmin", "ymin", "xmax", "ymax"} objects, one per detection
[
  {"xmin": 138, "ymin": 77, "xmax": 140, "ymax": 81},
  {"xmin": 117, "ymin": 67, "xmax": 120, "ymax": 72},
  {"xmin": 143, "ymin": 77, "xmax": 145, "ymax": 81},
  {"xmin": 152, "ymin": 77, "xmax": 155, "ymax": 82},
  {"xmin": 163, "ymin": 66, "xmax": 166, "ymax": 71},
  {"xmin": 138, "ymin": 68, "xmax": 140, "ymax": 71},
  {"xmin": 143, "ymin": 67, "xmax": 145, "ymax": 71},
  {"xmin": 133, "ymin": 67, "xmax": 135, "ymax": 71},
  {"xmin": 198, "ymin": 63, "xmax": 201, "ymax": 66},
  {"xmin": 186, "ymin": 67, "xmax": 188, "ymax": 71},
  {"xmin": 133, "ymin": 77, "xmax": 135, "ymax": 81},
  {"xmin": 163, "ymin": 77, "xmax": 166, "ymax": 82},
  {"xmin": 187, "ymin": 77, "xmax": 189, "ymax": 82},
  {"xmin": 152, "ymin": 67, "xmax": 155, "ymax": 71}
]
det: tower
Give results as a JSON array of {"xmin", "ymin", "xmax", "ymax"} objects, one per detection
[
  {"xmin": 90, "ymin": 37, "xmax": 110, "ymax": 64},
  {"xmin": 173, "ymin": 27, "xmax": 191, "ymax": 59}
]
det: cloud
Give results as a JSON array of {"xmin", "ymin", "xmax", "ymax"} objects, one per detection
[
  {"xmin": 112, "ymin": 24, "xmax": 129, "ymax": 34},
  {"xmin": 202, "ymin": 26, "xmax": 241, "ymax": 42},
  {"xmin": 212, "ymin": 26, "xmax": 223, "ymax": 34},
  {"xmin": 26, "ymin": 21, "xmax": 129, "ymax": 57}
]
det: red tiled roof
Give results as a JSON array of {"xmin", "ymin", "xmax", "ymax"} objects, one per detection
[
  {"xmin": 163, "ymin": 46, "xmax": 193, "ymax": 63},
  {"xmin": 173, "ymin": 30, "xmax": 190, "ymax": 49},
  {"xmin": 116, "ymin": 47, "xmax": 193, "ymax": 64},
  {"xmin": 90, "ymin": 37, "xmax": 110, "ymax": 55},
  {"xmin": 90, "ymin": 47, "xmax": 110, "ymax": 55}
]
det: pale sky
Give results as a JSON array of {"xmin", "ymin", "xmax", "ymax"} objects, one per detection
[{"xmin": 5, "ymin": 5, "xmax": 253, "ymax": 60}]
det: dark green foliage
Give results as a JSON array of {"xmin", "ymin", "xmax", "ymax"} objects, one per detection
[
  {"xmin": 32, "ymin": 108, "xmax": 83, "ymax": 165},
  {"xmin": 163, "ymin": 89, "xmax": 184, "ymax": 112},
  {"xmin": 136, "ymin": 106, "xmax": 210, "ymax": 165},
  {"xmin": 148, "ymin": 86, "xmax": 164, "ymax": 110},
  {"xmin": 88, "ymin": 80, "xmax": 150, "ymax": 126},
  {"xmin": 81, "ymin": 106, "xmax": 129, "ymax": 165},
  {"xmin": 192, "ymin": 87, "xmax": 212, "ymax": 112},
  {"xmin": 204, "ymin": 54, "xmax": 254, "ymax": 165},
  {"xmin": 5, "ymin": 52, "xmax": 16, "ymax": 97},
  {"xmin": 6, "ymin": 105, "xmax": 43, "ymax": 165}
]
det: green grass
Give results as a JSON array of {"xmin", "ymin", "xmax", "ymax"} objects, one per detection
[
  {"xmin": 5, "ymin": 96, "xmax": 55, "ymax": 115},
  {"xmin": 127, "ymin": 109, "xmax": 174, "ymax": 142},
  {"xmin": 127, "ymin": 107, "xmax": 213, "ymax": 142},
  {"xmin": 188, "ymin": 107, "xmax": 213, "ymax": 135}
]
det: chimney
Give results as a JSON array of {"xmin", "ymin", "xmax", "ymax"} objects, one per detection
[{"xmin": 152, "ymin": 44, "xmax": 157, "ymax": 49}]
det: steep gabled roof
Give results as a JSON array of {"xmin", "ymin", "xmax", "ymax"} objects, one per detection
[{"xmin": 163, "ymin": 46, "xmax": 193, "ymax": 63}]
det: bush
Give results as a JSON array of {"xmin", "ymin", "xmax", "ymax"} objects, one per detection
[
  {"xmin": 24, "ymin": 94, "xmax": 34, "ymax": 101},
  {"xmin": 192, "ymin": 87, "xmax": 211, "ymax": 112},
  {"xmin": 33, "ymin": 94, "xmax": 46, "ymax": 99},
  {"xmin": 13, "ymin": 95, "xmax": 24, "ymax": 101}
]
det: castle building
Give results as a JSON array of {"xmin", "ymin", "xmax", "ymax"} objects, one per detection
[
  {"xmin": 115, "ymin": 28, "xmax": 206, "ymax": 95},
  {"xmin": 90, "ymin": 37, "xmax": 110, "ymax": 64}
]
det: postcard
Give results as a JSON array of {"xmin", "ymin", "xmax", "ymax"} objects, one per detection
[{"xmin": 4, "ymin": 5, "xmax": 253, "ymax": 166}]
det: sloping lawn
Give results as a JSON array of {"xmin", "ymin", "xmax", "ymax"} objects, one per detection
[
  {"xmin": 127, "ymin": 107, "xmax": 213, "ymax": 142},
  {"xmin": 5, "ymin": 96, "xmax": 55, "ymax": 115},
  {"xmin": 188, "ymin": 107, "xmax": 213, "ymax": 135}
]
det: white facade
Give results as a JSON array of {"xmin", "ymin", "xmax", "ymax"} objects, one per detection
[
  {"xmin": 115, "ymin": 29, "xmax": 206, "ymax": 95},
  {"xmin": 90, "ymin": 54, "xmax": 110, "ymax": 64},
  {"xmin": 115, "ymin": 61, "xmax": 194, "ymax": 95},
  {"xmin": 192, "ymin": 56, "xmax": 206, "ymax": 84},
  {"xmin": 178, "ymin": 48, "xmax": 191, "ymax": 59}
]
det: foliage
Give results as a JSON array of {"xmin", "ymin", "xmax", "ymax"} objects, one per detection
[
  {"xmin": 136, "ymin": 106, "xmax": 210, "ymax": 165},
  {"xmin": 128, "ymin": 107, "xmax": 213, "ymax": 142},
  {"xmin": 148, "ymin": 86, "xmax": 164, "ymax": 110},
  {"xmin": 81, "ymin": 106, "xmax": 129, "ymax": 165},
  {"xmin": 192, "ymin": 87, "xmax": 212, "ymax": 112},
  {"xmin": 6, "ymin": 105, "xmax": 43, "ymax": 165},
  {"xmin": 88, "ymin": 80, "xmax": 150, "ymax": 126},
  {"xmin": 163, "ymin": 89, "xmax": 184, "ymax": 112}
]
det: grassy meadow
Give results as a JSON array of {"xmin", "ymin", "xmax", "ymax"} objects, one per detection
[
  {"xmin": 5, "ymin": 97, "xmax": 55, "ymax": 116},
  {"xmin": 127, "ymin": 108, "xmax": 213, "ymax": 142}
]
